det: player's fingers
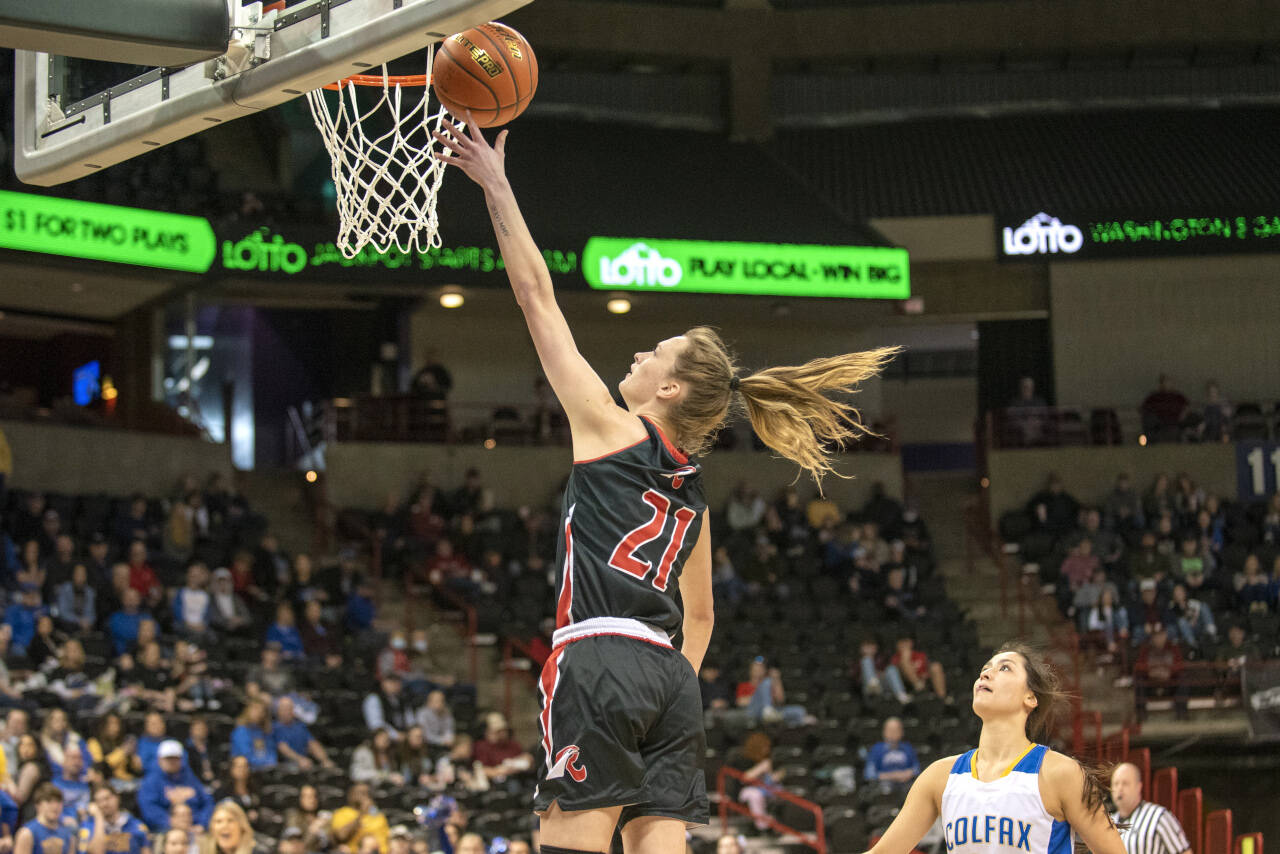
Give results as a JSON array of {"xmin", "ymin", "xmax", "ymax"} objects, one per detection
[
  {"xmin": 431, "ymin": 130, "xmax": 465, "ymax": 155},
  {"xmin": 437, "ymin": 119, "xmax": 467, "ymax": 147},
  {"xmin": 495, "ymin": 130, "xmax": 509, "ymax": 157},
  {"xmin": 464, "ymin": 111, "xmax": 486, "ymax": 145}
]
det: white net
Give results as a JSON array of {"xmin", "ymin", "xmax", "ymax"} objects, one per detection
[{"xmin": 305, "ymin": 46, "xmax": 460, "ymax": 258}]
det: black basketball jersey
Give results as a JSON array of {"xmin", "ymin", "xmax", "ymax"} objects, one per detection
[{"xmin": 553, "ymin": 416, "xmax": 707, "ymax": 637}]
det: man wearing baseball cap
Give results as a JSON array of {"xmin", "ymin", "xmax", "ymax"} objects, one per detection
[{"xmin": 137, "ymin": 741, "xmax": 211, "ymax": 833}]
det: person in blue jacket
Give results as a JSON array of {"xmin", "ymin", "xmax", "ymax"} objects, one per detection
[
  {"xmin": 0, "ymin": 787, "xmax": 19, "ymax": 851},
  {"xmin": 15, "ymin": 784, "xmax": 75, "ymax": 854},
  {"xmin": 80, "ymin": 785, "xmax": 151, "ymax": 854},
  {"xmin": 4, "ymin": 585, "xmax": 46, "ymax": 656},
  {"xmin": 864, "ymin": 716, "xmax": 920, "ymax": 791},
  {"xmin": 264, "ymin": 604, "xmax": 304, "ymax": 659},
  {"xmin": 137, "ymin": 741, "xmax": 211, "ymax": 832},
  {"xmin": 229, "ymin": 701, "xmax": 277, "ymax": 770}
]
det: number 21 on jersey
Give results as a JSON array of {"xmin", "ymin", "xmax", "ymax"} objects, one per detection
[{"xmin": 608, "ymin": 489, "xmax": 697, "ymax": 591}]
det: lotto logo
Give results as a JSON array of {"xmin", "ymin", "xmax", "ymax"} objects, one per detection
[
  {"xmin": 1002, "ymin": 213, "xmax": 1083, "ymax": 256},
  {"xmin": 595, "ymin": 242, "xmax": 683, "ymax": 287}
]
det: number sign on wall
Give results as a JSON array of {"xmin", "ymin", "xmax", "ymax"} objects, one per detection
[{"xmin": 1238, "ymin": 442, "xmax": 1280, "ymax": 500}]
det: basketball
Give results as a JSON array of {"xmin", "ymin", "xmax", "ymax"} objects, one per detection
[{"xmin": 433, "ymin": 22, "xmax": 538, "ymax": 128}]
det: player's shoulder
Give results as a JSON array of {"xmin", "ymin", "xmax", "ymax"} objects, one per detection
[{"xmin": 923, "ymin": 754, "xmax": 964, "ymax": 782}]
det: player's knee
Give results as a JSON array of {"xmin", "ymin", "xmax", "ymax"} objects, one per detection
[{"xmin": 540, "ymin": 846, "xmax": 606, "ymax": 854}]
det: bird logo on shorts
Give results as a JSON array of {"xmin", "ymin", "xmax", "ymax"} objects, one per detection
[
  {"xmin": 548, "ymin": 745, "xmax": 587, "ymax": 782},
  {"xmin": 663, "ymin": 465, "xmax": 700, "ymax": 489}
]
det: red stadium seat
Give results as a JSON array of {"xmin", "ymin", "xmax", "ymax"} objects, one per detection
[
  {"xmin": 1178, "ymin": 788, "xmax": 1203, "ymax": 854},
  {"xmin": 1236, "ymin": 833, "xmax": 1264, "ymax": 854},
  {"xmin": 1152, "ymin": 766, "xmax": 1178, "ymax": 811},
  {"xmin": 1206, "ymin": 810, "xmax": 1234, "ymax": 854}
]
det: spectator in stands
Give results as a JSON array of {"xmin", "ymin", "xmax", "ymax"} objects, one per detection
[
  {"xmin": 711, "ymin": 546, "xmax": 746, "ymax": 606},
  {"xmin": 1215, "ymin": 623, "xmax": 1259, "ymax": 690},
  {"xmin": 126, "ymin": 542, "xmax": 163, "ymax": 609},
  {"xmin": 410, "ymin": 355, "xmax": 452, "ymax": 402},
  {"xmin": 166, "ymin": 803, "xmax": 202, "ymax": 854},
  {"xmin": 265, "ymin": 604, "xmax": 304, "ymax": 660},
  {"xmin": 138, "ymin": 741, "xmax": 212, "ymax": 832},
  {"xmin": 84, "ymin": 534, "xmax": 111, "ymax": 591},
  {"xmin": 1026, "ymin": 474, "xmax": 1079, "ymax": 536},
  {"xmin": 1006, "ymin": 376, "xmax": 1047, "ymax": 445},
  {"xmin": 1134, "ymin": 625, "xmax": 1188, "ymax": 721},
  {"xmin": 725, "ymin": 482, "xmax": 765, "ymax": 535},
  {"xmin": 272, "ymin": 696, "xmax": 333, "ymax": 770},
  {"xmin": 1131, "ymin": 579, "xmax": 1171, "ymax": 646},
  {"xmin": 330, "ymin": 783, "xmax": 389, "ymax": 854},
  {"xmin": 108, "ymin": 590, "xmax": 150, "ymax": 656},
  {"xmin": 891, "ymin": 635, "xmax": 949, "ymax": 702},
  {"xmin": 344, "ymin": 581, "xmax": 377, "ymax": 636},
  {"xmin": 298, "ymin": 600, "xmax": 338, "ymax": 660},
  {"xmin": 1078, "ymin": 508, "xmax": 1124, "ymax": 571},
  {"xmin": 1072, "ymin": 568, "xmax": 1113, "ymax": 629},
  {"xmin": 1234, "ymin": 553, "xmax": 1272, "ymax": 614},
  {"xmin": 1140, "ymin": 375, "xmax": 1190, "ymax": 441},
  {"xmin": 5, "ymin": 585, "xmax": 45, "ymax": 655},
  {"xmin": 735, "ymin": 732, "xmax": 781, "ymax": 832},
  {"xmin": 82, "ymin": 783, "xmax": 149, "ymax": 854},
  {"xmin": 212, "ymin": 757, "xmax": 260, "ymax": 825},
  {"xmin": 1198, "ymin": 381, "xmax": 1232, "ymax": 443},
  {"xmin": 864, "ymin": 716, "xmax": 920, "ymax": 791},
  {"xmin": 362, "ymin": 675, "xmax": 417, "ymax": 739},
  {"xmin": 183, "ymin": 718, "xmax": 214, "ymax": 785},
  {"xmin": 39, "ymin": 708, "xmax": 89, "ymax": 777},
  {"xmin": 50, "ymin": 747, "xmax": 89, "ymax": 823},
  {"xmin": 698, "ymin": 664, "xmax": 735, "ymax": 722},
  {"xmin": 282, "ymin": 786, "xmax": 330, "ymax": 853},
  {"xmin": 1169, "ymin": 582, "xmax": 1216, "ymax": 653},
  {"xmin": 15, "ymin": 784, "xmax": 74, "ymax": 854},
  {"xmin": 417, "ymin": 691, "xmax": 454, "ymax": 749},
  {"xmin": 209, "ymin": 569, "xmax": 252, "ymax": 637},
  {"xmin": 1145, "ymin": 475, "xmax": 1175, "ymax": 526},
  {"xmin": 471, "ymin": 713, "xmax": 532, "ymax": 783},
  {"xmin": 230, "ymin": 701, "xmax": 276, "ymax": 770},
  {"xmin": 13, "ymin": 734, "xmax": 50, "ymax": 806},
  {"xmin": 1110, "ymin": 762, "xmax": 1192, "ymax": 854},
  {"xmin": 43, "ymin": 535, "xmax": 77, "ymax": 592},
  {"xmin": 396, "ymin": 727, "xmax": 434, "ymax": 787},
  {"xmin": 254, "ymin": 534, "xmax": 291, "ymax": 600},
  {"xmin": 37, "ymin": 510, "xmax": 61, "ymax": 558},
  {"xmin": 454, "ymin": 835, "xmax": 485, "ymax": 854},
  {"xmin": 87, "ymin": 714, "xmax": 142, "ymax": 785},
  {"xmin": 3, "ymin": 710, "xmax": 29, "ymax": 772},
  {"xmin": 1128, "ymin": 534, "xmax": 1173, "ymax": 593},
  {"xmin": 858, "ymin": 638, "xmax": 910, "ymax": 705},
  {"xmin": 137, "ymin": 712, "xmax": 167, "ymax": 774},
  {"xmin": 736, "ymin": 657, "xmax": 809, "ymax": 724},
  {"xmin": 16, "ymin": 540, "xmax": 46, "ymax": 592},
  {"xmin": 716, "ymin": 837, "xmax": 746, "ymax": 854},
  {"xmin": 52, "ymin": 564, "xmax": 95, "ymax": 634},
  {"xmin": 1085, "ymin": 587, "xmax": 1130, "ymax": 672},
  {"xmin": 115, "ymin": 496, "xmax": 154, "ymax": 551},
  {"xmin": 246, "ymin": 645, "xmax": 296, "ymax": 704},
  {"xmin": 203, "ymin": 801, "xmax": 256, "ymax": 854},
  {"xmin": 159, "ymin": 828, "xmax": 193, "ymax": 854},
  {"xmin": 882, "ymin": 566, "xmax": 924, "ymax": 621},
  {"xmin": 172, "ymin": 563, "xmax": 213, "ymax": 642},
  {"xmin": 1059, "ymin": 539, "xmax": 1100, "ymax": 615}
]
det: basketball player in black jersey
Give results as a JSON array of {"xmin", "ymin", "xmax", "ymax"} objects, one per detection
[{"xmin": 435, "ymin": 116, "xmax": 897, "ymax": 854}]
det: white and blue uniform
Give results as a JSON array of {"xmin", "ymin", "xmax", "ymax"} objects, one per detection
[{"xmin": 942, "ymin": 744, "xmax": 1072, "ymax": 854}]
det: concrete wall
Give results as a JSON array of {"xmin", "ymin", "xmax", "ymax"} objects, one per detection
[
  {"xmin": 1051, "ymin": 255, "xmax": 1280, "ymax": 408},
  {"xmin": 1, "ymin": 419, "xmax": 232, "ymax": 496},
  {"xmin": 327, "ymin": 441, "xmax": 903, "ymax": 514},
  {"xmin": 882, "ymin": 376, "xmax": 977, "ymax": 445},
  {"xmin": 986, "ymin": 443, "xmax": 1237, "ymax": 524}
]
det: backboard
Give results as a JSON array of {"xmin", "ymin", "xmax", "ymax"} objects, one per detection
[{"xmin": 14, "ymin": 0, "xmax": 532, "ymax": 186}]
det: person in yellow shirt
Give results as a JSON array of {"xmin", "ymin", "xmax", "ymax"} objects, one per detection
[{"xmin": 329, "ymin": 784, "xmax": 388, "ymax": 854}]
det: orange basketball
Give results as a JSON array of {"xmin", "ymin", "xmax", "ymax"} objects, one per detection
[{"xmin": 433, "ymin": 22, "xmax": 538, "ymax": 128}]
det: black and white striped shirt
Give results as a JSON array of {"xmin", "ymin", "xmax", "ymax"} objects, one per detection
[{"xmin": 1113, "ymin": 801, "xmax": 1192, "ymax": 854}]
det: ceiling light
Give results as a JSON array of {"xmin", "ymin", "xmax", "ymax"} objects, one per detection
[
  {"xmin": 606, "ymin": 298, "xmax": 631, "ymax": 315},
  {"xmin": 439, "ymin": 291, "xmax": 464, "ymax": 309}
]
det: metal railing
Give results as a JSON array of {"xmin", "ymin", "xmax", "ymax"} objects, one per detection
[
  {"xmin": 716, "ymin": 764, "xmax": 826, "ymax": 854},
  {"xmin": 501, "ymin": 637, "xmax": 541, "ymax": 723}
]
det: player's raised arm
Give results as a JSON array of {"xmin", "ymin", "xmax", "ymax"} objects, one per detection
[
  {"xmin": 433, "ymin": 118, "xmax": 625, "ymax": 442},
  {"xmin": 864, "ymin": 758, "xmax": 949, "ymax": 854}
]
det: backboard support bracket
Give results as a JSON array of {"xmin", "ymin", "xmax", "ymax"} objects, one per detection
[{"xmin": 15, "ymin": 0, "xmax": 531, "ymax": 186}]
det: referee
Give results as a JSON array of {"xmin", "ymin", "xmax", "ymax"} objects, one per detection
[{"xmin": 1110, "ymin": 763, "xmax": 1192, "ymax": 854}]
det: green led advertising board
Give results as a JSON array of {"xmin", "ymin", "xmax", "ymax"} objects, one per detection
[
  {"xmin": 582, "ymin": 238, "xmax": 909, "ymax": 299},
  {"xmin": 0, "ymin": 191, "xmax": 217, "ymax": 273}
]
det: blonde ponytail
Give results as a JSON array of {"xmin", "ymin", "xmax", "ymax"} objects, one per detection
[
  {"xmin": 667, "ymin": 327, "xmax": 898, "ymax": 487},
  {"xmin": 737, "ymin": 347, "xmax": 900, "ymax": 487}
]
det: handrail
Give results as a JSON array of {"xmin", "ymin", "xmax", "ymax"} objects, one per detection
[
  {"xmin": 716, "ymin": 765, "xmax": 826, "ymax": 854},
  {"xmin": 501, "ymin": 637, "xmax": 540, "ymax": 722},
  {"xmin": 424, "ymin": 580, "xmax": 480, "ymax": 685}
]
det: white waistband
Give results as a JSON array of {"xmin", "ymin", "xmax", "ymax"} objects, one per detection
[{"xmin": 552, "ymin": 617, "xmax": 673, "ymax": 649}]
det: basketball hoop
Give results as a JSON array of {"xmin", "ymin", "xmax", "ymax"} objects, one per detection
[{"xmin": 305, "ymin": 46, "xmax": 459, "ymax": 259}]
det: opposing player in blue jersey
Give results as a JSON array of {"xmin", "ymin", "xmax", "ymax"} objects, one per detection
[
  {"xmin": 436, "ymin": 118, "xmax": 896, "ymax": 854},
  {"xmin": 866, "ymin": 642, "xmax": 1125, "ymax": 854}
]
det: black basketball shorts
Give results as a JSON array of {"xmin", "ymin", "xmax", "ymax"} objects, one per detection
[{"xmin": 531, "ymin": 630, "xmax": 708, "ymax": 827}]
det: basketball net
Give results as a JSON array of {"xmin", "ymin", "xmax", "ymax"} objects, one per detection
[{"xmin": 305, "ymin": 46, "xmax": 458, "ymax": 258}]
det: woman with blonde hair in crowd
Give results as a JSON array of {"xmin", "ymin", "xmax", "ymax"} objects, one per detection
[
  {"xmin": 199, "ymin": 801, "xmax": 258, "ymax": 854},
  {"xmin": 37, "ymin": 709, "xmax": 87, "ymax": 777}
]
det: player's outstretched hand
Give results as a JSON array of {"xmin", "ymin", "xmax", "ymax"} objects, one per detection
[{"xmin": 432, "ymin": 112, "xmax": 509, "ymax": 189}]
